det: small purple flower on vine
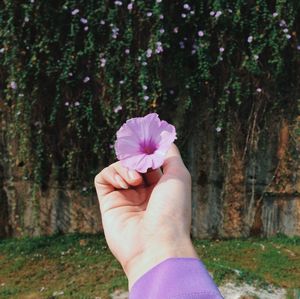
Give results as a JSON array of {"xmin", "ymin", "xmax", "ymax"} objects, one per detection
[
  {"xmin": 71, "ymin": 9, "xmax": 79, "ymax": 15},
  {"xmin": 198, "ymin": 30, "xmax": 204, "ymax": 37}
]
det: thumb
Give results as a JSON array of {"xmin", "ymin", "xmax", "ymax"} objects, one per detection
[{"xmin": 162, "ymin": 143, "xmax": 190, "ymax": 180}]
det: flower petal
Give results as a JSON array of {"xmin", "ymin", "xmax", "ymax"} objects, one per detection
[
  {"xmin": 125, "ymin": 113, "xmax": 161, "ymax": 145},
  {"xmin": 120, "ymin": 153, "xmax": 149, "ymax": 173}
]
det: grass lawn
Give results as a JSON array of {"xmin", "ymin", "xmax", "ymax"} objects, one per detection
[{"xmin": 0, "ymin": 233, "xmax": 299, "ymax": 298}]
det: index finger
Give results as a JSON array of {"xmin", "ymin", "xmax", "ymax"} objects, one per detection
[{"xmin": 94, "ymin": 162, "xmax": 143, "ymax": 198}]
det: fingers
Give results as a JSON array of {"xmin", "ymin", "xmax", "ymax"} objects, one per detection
[
  {"xmin": 94, "ymin": 143, "xmax": 189, "ymax": 198},
  {"xmin": 94, "ymin": 162, "xmax": 143, "ymax": 197}
]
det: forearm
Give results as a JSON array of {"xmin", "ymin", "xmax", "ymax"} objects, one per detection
[{"xmin": 125, "ymin": 237, "xmax": 198, "ymax": 289}]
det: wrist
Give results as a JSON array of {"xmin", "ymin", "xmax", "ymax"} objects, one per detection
[{"xmin": 124, "ymin": 237, "xmax": 198, "ymax": 289}]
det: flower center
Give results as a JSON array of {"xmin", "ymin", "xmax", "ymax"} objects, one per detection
[{"xmin": 140, "ymin": 140, "xmax": 157, "ymax": 155}]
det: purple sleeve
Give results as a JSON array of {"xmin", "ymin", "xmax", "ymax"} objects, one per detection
[{"xmin": 129, "ymin": 258, "xmax": 224, "ymax": 299}]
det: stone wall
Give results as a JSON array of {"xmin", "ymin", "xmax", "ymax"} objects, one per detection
[
  {"xmin": 188, "ymin": 111, "xmax": 300, "ymax": 238},
  {"xmin": 3, "ymin": 179, "xmax": 101, "ymax": 237},
  {"xmin": 1, "ymin": 111, "xmax": 299, "ymax": 238}
]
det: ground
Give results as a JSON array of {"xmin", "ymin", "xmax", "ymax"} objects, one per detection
[{"xmin": 0, "ymin": 234, "xmax": 299, "ymax": 298}]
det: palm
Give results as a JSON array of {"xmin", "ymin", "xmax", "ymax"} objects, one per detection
[
  {"xmin": 101, "ymin": 183, "xmax": 154, "ymax": 262},
  {"xmin": 101, "ymin": 172, "xmax": 189, "ymax": 268}
]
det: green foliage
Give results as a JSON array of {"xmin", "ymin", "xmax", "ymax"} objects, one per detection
[
  {"xmin": 0, "ymin": 234, "xmax": 299, "ymax": 298},
  {"xmin": 194, "ymin": 235, "xmax": 300, "ymax": 288},
  {"xmin": 0, "ymin": 0, "xmax": 299, "ymax": 186}
]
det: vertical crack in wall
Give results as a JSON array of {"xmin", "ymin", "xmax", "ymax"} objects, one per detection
[
  {"xmin": 0, "ymin": 128, "xmax": 11, "ymax": 237},
  {"xmin": 0, "ymin": 165, "xmax": 10, "ymax": 237}
]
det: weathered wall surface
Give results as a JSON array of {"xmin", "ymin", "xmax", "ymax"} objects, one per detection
[
  {"xmin": 0, "ymin": 130, "xmax": 101, "ymax": 238},
  {"xmin": 188, "ymin": 110, "xmax": 300, "ymax": 238},
  {"xmin": 0, "ymin": 165, "xmax": 11, "ymax": 238},
  {"xmin": 0, "ymin": 107, "xmax": 103, "ymax": 237},
  {"xmin": 1, "ymin": 111, "xmax": 299, "ymax": 238},
  {"xmin": 3, "ymin": 180, "xmax": 101, "ymax": 237}
]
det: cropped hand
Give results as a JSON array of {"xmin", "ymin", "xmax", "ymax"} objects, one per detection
[{"xmin": 94, "ymin": 144, "xmax": 198, "ymax": 288}]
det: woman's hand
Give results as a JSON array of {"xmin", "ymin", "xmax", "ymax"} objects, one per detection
[{"xmin": 94, "ymin": 144, "xmax": 198, "ymax": 288}]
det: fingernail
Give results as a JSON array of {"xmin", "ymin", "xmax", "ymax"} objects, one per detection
[
  {"xmin": 128, "ymin": 170, "xmax": 138, "ymax": 180},
  {"xmin": 115, "ymin": 175, "xmax": 128, "ymax": 189}
]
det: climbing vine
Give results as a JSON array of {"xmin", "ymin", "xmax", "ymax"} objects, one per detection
[{"xmin": 0, "ymin": 0, "xmax": 299, "ymax": 188}]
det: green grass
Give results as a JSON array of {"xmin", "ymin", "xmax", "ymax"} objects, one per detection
[{"xmin": 0, "ymin": 233, "xmax": 299, "ymax": 298}]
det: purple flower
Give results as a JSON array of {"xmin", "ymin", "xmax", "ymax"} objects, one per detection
[
  {"xmin": 10, "ymin": 81, "xmax": 17, "ymax": 90},
  {"xmin": 156, "ymin": 43, "xmax": 163, "ymax": 53},
  {"xmin": 198, "ymin": 30, "xmax": 204, "ymax": 37},
  {"xmin": 146, "ymin": 49, "xmax": 152, "ymax": 58},
  {"xmin": 112, "ymin": 27, "xmax": 119, "ymax": 39},
  {"xmin": 114, "ymin": 105, "xmax": 122, "ymax": 113},
  {"xmin": 279, "ymin": 20, "xmax": 286, "ymax": 27},
  {"xmin": 114, "ymin": 113, "xmax": 177, "ymax": 173},
  {"xmin": 80, "ymin": 18, "xmax": 88, "ymax": 24},
  {"xmin": 100, "ymin": 58, "xmax": 106, "ymax": 67},
  {"xmin": 247, "ymin": 36, "xmax": 253, "ymax": 43},
  {"xmin": 83, "ymin": 76, "xmax": 90, "ymax": 83},
  {"xmin": 183, "ymin": 4, "xmax": 191, "ymax": 10},
  {"xmin": 71, "ymin": 9, "xmax": 79, "ymax": 15},
  {"xmin": 215, "ymin": 11, "xmax": 222, "ymax": 18},
  {"xmin": 127, "ymin": 3, "xmax": 133, "ymax": 10}
]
